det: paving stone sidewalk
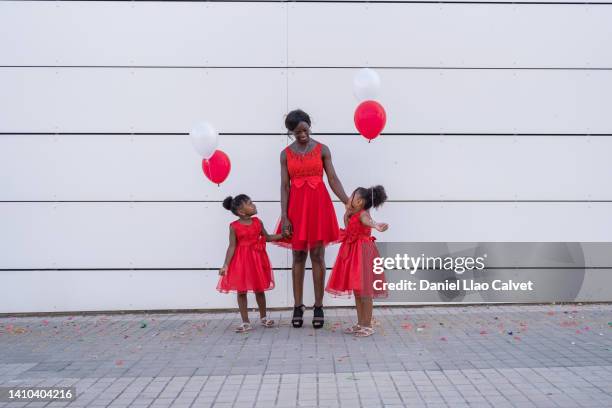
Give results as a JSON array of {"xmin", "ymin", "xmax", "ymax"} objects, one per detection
[{"xmin": 0, "ymin": 304, "xmax": 611, "ymax": 407}]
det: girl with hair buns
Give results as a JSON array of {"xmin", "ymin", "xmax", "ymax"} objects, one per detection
[
  {"xmin": 325, "ymin": 185, "xmax": 390, "ymax": 337},
  {"xmin": 218, "ymin": 194, "xmax": 288, "ymax": 333}
]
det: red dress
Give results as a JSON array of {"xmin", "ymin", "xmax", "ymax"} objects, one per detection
[
  {"xmin": 325, "ymin": 210, "xmax": 388, "ymax": 298},
  {"xmin": 216, "ymin": 217, "xmax": 275, "ymax": 293},
  {"xmin": 273, "ymin": 142, "xmax": 340, "ymax": 250}
]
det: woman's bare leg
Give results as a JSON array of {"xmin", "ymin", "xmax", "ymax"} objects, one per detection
[
  {"xmin": 309, "ymin": 246, "xmax": 326, "ymax": 307},
  {"xmin": 292, "ymin": 250, "xmax": 307, "ymax": 306}
]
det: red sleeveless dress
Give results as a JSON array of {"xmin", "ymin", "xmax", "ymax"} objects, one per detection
[
  {"xmin": 325, "ymin": 209, "xmax": 388, "ymax": 298},
  {"xmin": 216, "ymin": 217, "xmax": 275, "ymax": 293},
  {"xmin": 273, "ymin": 142, "xmax": 340, "ymax": 250}
]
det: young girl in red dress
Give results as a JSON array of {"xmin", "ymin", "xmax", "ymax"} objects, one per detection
[
  {"xmin": 325, "ymin": 185, "xmax": 389, "ymax": 337},
  {"xmin": 218, "ymin": 194, "xmax": 287, "ymax": 333}
]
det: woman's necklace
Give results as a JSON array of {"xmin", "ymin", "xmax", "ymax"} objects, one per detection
[{"xmin": 295, "ymin": 140, "xmax": 312, "ymax": 155}]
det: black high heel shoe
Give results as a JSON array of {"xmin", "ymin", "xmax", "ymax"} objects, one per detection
[
  {"xmin": 312, "ymin": 305, "xmax": 324, "ymax": 329},
  {"xmin": 292, "ymin": 304, "xmax": 305, "ymax": 328}
]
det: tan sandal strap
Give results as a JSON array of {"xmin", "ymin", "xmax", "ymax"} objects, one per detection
[{"xmin": 355, "ymin": 327, "xmax": 375, "ymax": 336}]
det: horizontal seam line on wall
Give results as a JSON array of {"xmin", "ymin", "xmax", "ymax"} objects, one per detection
[
  {"xmin": 1, "ymin": 200, "xmax": 611, "ymax": 203},
  {"xmin": 2, "ymin": 66, "xmax": 612, "ymax": 70},
  {"xmin": 1, "ymin": 267, "xmax": 610, "ymax": 271},
  {"xmin": 2, "ymin": 200, "xmax": 612, "ymax": 203},
  {"xmin": 12, "ymin": 0, "xmax": 612, "ymax": 5},
  {"xmin": 2, "ymin": 132, "xmax": 612, "ymax": 136}
]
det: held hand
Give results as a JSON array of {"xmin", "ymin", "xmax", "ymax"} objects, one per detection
[
  {"xmin": 219, "ymin": 265, "xmax": 227, "ymax": 276},
  {"xmin": 282, "ymin": 217, "xmax": 293, "ymax": 236},
  {"xmin": 375, "ymin": 222, "xmax": 389, "ymax": 232}
]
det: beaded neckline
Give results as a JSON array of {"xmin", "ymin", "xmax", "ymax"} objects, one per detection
[{"xmin": 286, "ymin": 142, "xmax": 320, "ymax": 158}]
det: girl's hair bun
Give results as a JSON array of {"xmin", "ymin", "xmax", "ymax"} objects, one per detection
[
  {"xmin": 222, "ymin": 194, "xmax": 251, "ymax": 215},
  {"xmin": 222, "ymin": 196, "xmax": 233, "ymax": 211},
  {"xmin": 371, "ymin": 185, "xmax": 388, "ymax": 209}
]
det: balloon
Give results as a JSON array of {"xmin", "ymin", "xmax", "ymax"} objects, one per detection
[
  {"xmin": 354, "ymin": 100, "xmax": 386, "ymax": 141},
  {"xmin": 353, "ymin": 68, "xmax": 381, "ymax": 101},
  {"xmin": 190, "ymin": 122, "xmax": 218, "ymax": 159},
  {"xmin": 202, "ymin": 150, "xmax": 231, "ymax": 185}
]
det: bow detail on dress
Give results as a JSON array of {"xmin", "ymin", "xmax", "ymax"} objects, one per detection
[
  {"xmin": 339, "ymin": 228, "xmax": 377, "ymax": 244},
  {"xmin": 291, "ymin": 175, "xmax": 322, "ymax": 189}
]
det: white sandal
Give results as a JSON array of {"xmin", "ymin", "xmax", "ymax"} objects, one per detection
[
  {"xmin": 260, "ymin": 316, "xmax": 275, "ymax": 328},
  {"xmin": 234, "ymin": 322, "xmax": 252, "ymax": 333},
  {"xmin": 354, "ymin": 326, "xmax": 375, "ymax": 337},
  {"xmin": 343, "ymin": 324, "xmax": 361, "ymax": 334}
]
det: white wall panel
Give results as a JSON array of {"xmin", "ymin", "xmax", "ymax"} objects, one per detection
[
  {"xmin": 0, "ymin": 269, "xmax": 293, "ymax": 313},
  {"xmin": 2, "ymin": 202, "xmax": 611, "ymax": 271},
  {"xmin": 3, "ymin": 2, "xmax": 608, "ymax": 68},
  {"xmin": 0, "ymin": 2, "xmax": 286, "ymax": 66},
  {"xmin": 2, "ymin": 68, "xmax": 610, "ymax": 133},
  {"xmin": 0, "ymin": 202, "xmax": 288, "ymax": 270},
  {"xmin": 0, "ymin": 68, "xmax": 287, "ymax": 133},
  {"xmin": 289, "ymin": 4, "xmax": 612, "ymax": 67},
  {"xmin": 2, "ymin": 1, "xmax": 610, "ymax": 312},
  {"xmin": 0, "ymin": 134, "xmax": 287, "ymax": 201},
  {"xmin": 289, "ymin": 69, "xmax": 612, "ymax": 133},
  {"xmin": 2, "ymin": 134, "xmax": 612, "ymax": 201}
]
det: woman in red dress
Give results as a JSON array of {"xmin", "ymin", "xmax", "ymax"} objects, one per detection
[{"xmin": 273, "ymin": 109, "xmax": 349, "ymax": 329}]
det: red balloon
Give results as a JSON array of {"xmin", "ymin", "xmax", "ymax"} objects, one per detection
[
  {"xmin": 354, "ymin": 100, "xmax": 386, "ymax": 141},
  {"xmin": 202, "ymin": 150, "xmax": 231, "ymax": 185}
]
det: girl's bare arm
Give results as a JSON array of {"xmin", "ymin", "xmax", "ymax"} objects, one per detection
[
  {"xmin": 262, "ymin": 224, "xmax": 285, "ymax": 242},
  {"xmin": 322, "ymin": 144, "xmax": 349, "ymax": 204},
  {"xmin": 220, "ymin": 226, "xmax": 237, "ymax": 274},
  {"xmin": 359, "ymin": 211, "xmax": 389, "ymax": 232}
]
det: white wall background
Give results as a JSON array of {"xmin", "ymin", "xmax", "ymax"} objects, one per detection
[{"xmin": 1, "ymin": 0, "xmax": 611, "ymax": 313}]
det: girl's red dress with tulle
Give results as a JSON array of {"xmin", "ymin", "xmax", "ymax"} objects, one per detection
[
  {"xmin": 273, "ymin": 142, "xmax": 340, "ymax": 251},
  {"xmin": 325, "ymin": 209, "xmax": 388, "ymax": 298},
  {"xmin": 216, "ymin": 217, "xmax": 275, "ymax": 293}
]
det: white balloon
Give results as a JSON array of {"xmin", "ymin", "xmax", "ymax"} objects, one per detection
[
  {"xmin": 353, "ymin": 68, "xmax": 381, "ymax": 101},
  {"xmin": 190, "ymin": 122, "xmax": 218, "ymax": 159}
]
